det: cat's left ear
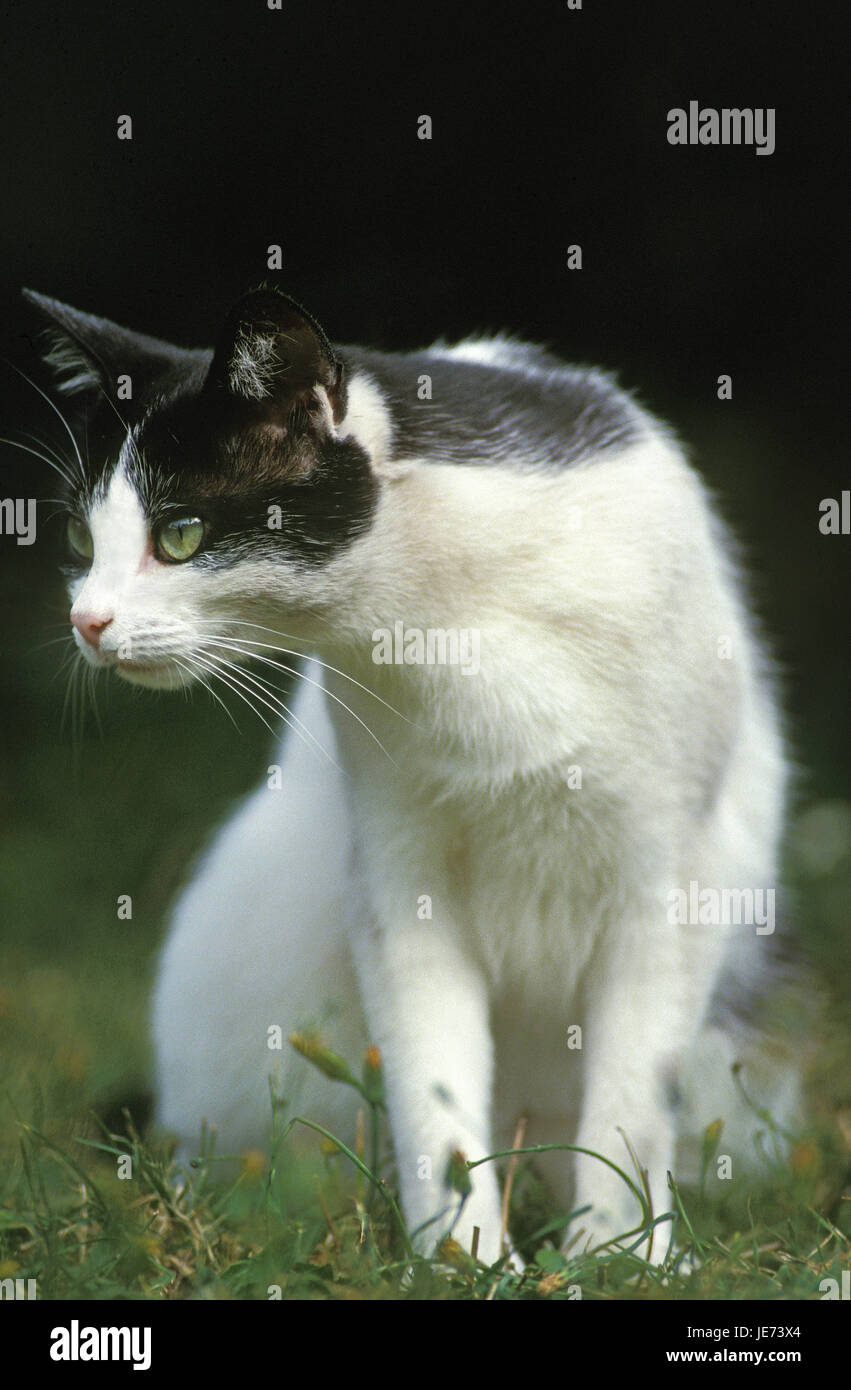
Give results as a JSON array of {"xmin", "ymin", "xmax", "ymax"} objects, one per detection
[
  {"xmin": 204, "ymin": 289, "xmax": 346, "ymax": 431},
  {"xmin": 22, "ymin": 288, "xmax": 192, "ymax": 401}
]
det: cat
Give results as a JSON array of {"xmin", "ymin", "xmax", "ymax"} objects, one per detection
[{"xmin": 25, "ymin": 284, "xmax": 806, "ymax": 1266}]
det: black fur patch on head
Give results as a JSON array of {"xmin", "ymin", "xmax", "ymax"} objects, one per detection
[
  {"xmin": 128, "ymin": 386, "xmax": 379, "ymax": 568},
  {"xmin": 25, "ymin": 287, "xmax": 379, "ymax": 568}
]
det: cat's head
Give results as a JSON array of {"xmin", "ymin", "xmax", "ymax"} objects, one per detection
[{"xmin": 24, "ymin": 287, "xmax": 384, "ymax": 689}]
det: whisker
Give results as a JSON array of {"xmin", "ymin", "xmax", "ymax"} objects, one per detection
[
  {"xmin": 181, "ymin": 654, "xmax": 246, "ymax": 729},
  {"xmin": 204, "ymin": 638, "xmax": 399, "ymax": 768},
  {"xmin": 21, "ymin": 429, "xmax": 77, "ymax": 483},
  {"xmin": 195, "ymin": 619, "xmax": 415, "ymax": 726},
  {"xmin": 0, "ymin": 435, "xmax": 77, "ymax": 490},
  {"xmin": 42, "ymin": 503, "xmax": 73, "ymax": 524},
  {"xmin": 189, "ymin": 652, "xmax": 281, "ymax": 741},
  {"xmin": 173, "ymin": 657, "xmax": 242, "ymax": 733},
  {"xmin": 60, "ymin": 648, "xmax": 88, "ymax": 758},
  {"xmin": 197, "ymin": 649, "xmax": 322, "ymax": 757},
  {"xmin": 22, "ymin": 427, "xmax": 78, "ymax": 474},
  {"xmin": 32, "ymin": 634, "xmax": 77, "ymax": 653},
  {"xmin": 4, "ymin": 361, "xmax": 86, "ymax": 484},
  {"xmin": 204, "ymin": 650, "xmax": 339, "ymax": 769},
  {"xmin": 51, "ymin": 640, "xmax": 80, "ymax": 698},
  {"xmin": 85, "ymin": 659, "xmax": 103, "ymax": 739}
]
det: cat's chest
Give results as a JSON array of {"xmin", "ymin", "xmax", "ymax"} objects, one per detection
[
  {"xmin": 456, "ymin": 793, "xmax": 614, "ymax": 991},
  {"xmin": 322, "ymin": 670, "xmax": 654, "ymax": 992},
  {"xmin": 347, "ymin": 764, "xmax": 614, "ymax": 997}
]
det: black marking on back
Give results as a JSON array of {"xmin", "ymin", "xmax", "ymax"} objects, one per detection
[{"xmin": 342, "ymin": 342, "xmax": 648, "ymax": 470}]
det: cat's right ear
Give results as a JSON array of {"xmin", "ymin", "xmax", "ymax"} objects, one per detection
[
  {"xmin": 22, "ymin": 289, "xmax": 186, "ymax": 401},
  {"xmin": 204, "ymin": 289, "xmax": 347, "ymax": 431}
]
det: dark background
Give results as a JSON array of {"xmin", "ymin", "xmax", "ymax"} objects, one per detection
[
  {"xmin": 0, "ymin": 1, "xmax": 847, "ymax": 1094},
  {"xmin": 1, "ymin": 0, "xmax": 847, "ymax": 785}
]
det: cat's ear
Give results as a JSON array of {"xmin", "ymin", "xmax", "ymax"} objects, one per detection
[
  {"xmin": 22, "ymin": 289, "xmax": 188, "ymax": 401},
  {"xmin": 204, "ymin": 289, "xmax": 346, "ymax": 432}
]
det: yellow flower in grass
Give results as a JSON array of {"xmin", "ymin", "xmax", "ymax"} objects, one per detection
[
  {"xmin": 361, "ymin": 1045, "xmax": 385, "ymax": 1105},
  {"xmin": 537, "ymin": 1271, "xmax": 567, "ymax": 1296},
  {"xmin": 789, "ymin": 1139, "xmax": 820, "ymax": 1177},
  {"xmin": 703, "ymin": 1118, "xmax": 724, "ymax": 1149},
  {"xmin": 240, "ymin": 1149, "xmax": 267, "ymax": 1178},
  {"xmin": 436, "ymin": 1236, "xmax": 477, "ymax": 1273},
  {"xmin": 289, "ymin": 1031, "xmax": 358, "ymax": 1086},
  {"xmin": 444, "ymin": 1148, "xmax": 472, "ymax": 1197},
  {"xmin": 55, "ymin": 1044, "xmax": 90, "ymax": 1082}
]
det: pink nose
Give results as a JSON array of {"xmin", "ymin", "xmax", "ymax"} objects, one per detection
[{"xmin": 71, "ymin": 610, "xmax": 113, "ymax": 648}]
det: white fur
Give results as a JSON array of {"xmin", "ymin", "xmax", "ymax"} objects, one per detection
[
  {"xmin": 431, "ymin": 333, "xmax": 549, "ymax": 374},
  {"xmin": 228, "ymin": 330, "xmax": 281, "ymax": 401},
  {"xmin": 69, "ymin": 465, "xmax": 210, "ymax": 689},
  {"xmin": 71, "ymin": 351, "xmax": 798, "ymax": 1264},
  {"xmin": 337, "ymin": 371, "xmax": 393, "ymax": 466},
  {"xmin": 42, "ymin": 330, "xmax": 102, "ymax": 396}
]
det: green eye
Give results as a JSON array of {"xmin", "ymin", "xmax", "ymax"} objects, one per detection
[
  {"xmin": 67, "ymin": 515, "xmax": 93, "ymax": 561},
  {"xmin": 157, "ymin": 516, "xmax": 205, "ymax": 562}
]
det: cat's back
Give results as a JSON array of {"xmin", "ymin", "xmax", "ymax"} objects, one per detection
[{"xmin": 342, "ymin": 335, "xmax": 652, "ymax": 472}]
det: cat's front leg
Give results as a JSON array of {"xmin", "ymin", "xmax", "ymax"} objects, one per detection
[
  {"xmin": 569, "ymin": 915, "xmax": 722, "ymax": 1262},
  {"xmin": 349, "ymin": 905, "xmax": 505, "ymax": 1266}
]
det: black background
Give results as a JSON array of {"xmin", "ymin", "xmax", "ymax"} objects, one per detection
[{"xmin": 0, "ymin": 0, "xmax": 847, "ymax": 785}]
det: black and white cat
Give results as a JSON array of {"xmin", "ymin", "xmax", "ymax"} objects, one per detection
[{"xmin": 26, "ymin": 285, "xmax": 803, "ymax": 1264}]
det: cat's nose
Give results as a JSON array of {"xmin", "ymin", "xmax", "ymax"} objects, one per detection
[{"xmin": 71, "ymin": 608, "xmax": 113, "ymax": 649}]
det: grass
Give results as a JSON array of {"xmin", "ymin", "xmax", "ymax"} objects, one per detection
[
  {"xmin": 1, "ymin": 605, "xmax": 850, "ymax": 1300},
  {"xmin": 2, "ymin": 1047, "xmax": 850, "ymax": 1301}
]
